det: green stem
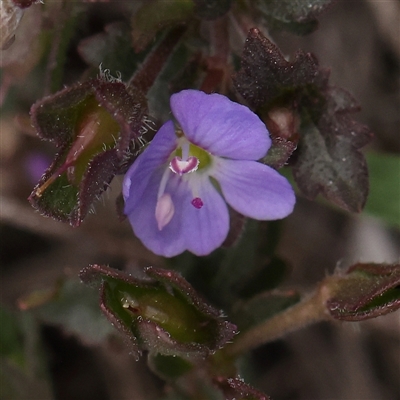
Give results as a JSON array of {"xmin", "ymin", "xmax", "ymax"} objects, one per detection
[{"xmin": 225, "ymin": 285, "xmax": 332, "ymax": 357}]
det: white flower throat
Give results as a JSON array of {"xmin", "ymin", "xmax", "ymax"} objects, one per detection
[{"xmin": 155, "ymin": 137, "xmax": 211, "ymax": 231}]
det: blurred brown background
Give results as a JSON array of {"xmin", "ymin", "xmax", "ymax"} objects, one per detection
[{"xmin": 1, "ymin": 0, "xmax": 399, "ymax": 399}]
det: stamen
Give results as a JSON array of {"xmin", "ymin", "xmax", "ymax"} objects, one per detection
[
  {"xmin": 157, "ymin": 167, "xmax": 172, "ymax": 200},
  {"xmin": 155, "ymin": 193, "xmax": 175, "ymax": 230},
  {"xmin": 155, "ymin": 167, "xmax": 175, "ymax": 230}
]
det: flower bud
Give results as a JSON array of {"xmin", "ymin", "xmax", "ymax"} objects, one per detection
[
  {"xmin": 28, "ymin": 78, "xmax": 148, "ymax": 226},
  {"xmin": 80, "ymin": 264, "xmax": 237, "ymax": 359}
]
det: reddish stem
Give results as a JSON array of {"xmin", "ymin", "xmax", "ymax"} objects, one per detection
[
  {"xmin": 200, "ymin": 16, "xmax": 231, "ymax": 94},
  {"xmin": 129, "ymin": 26, "xmax": 186, "ymax": 95}
]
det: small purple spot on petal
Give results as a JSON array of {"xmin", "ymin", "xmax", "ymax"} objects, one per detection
[{"xmin": 191, "ymin": 197, "xmax": 203, "ymax": 209}]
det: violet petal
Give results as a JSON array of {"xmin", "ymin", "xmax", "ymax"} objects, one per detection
[
  {"xmin": 170, "ymin": 90, "xmax": 270, "ymax": 160},
  {"xmin": 212, "ymin": 159, "xmax": 296, "ymax": 220},
  {"xmin": 126, "ymin": 171, "xmax": 229, "ymax": 257},
  {"xmin": 126, "ymin": 170, "xmax": 186, "ymax": 257},
  {"xmin": 123, "ymin": 121, "xmax": 177, "ymax": 215},
  {"xmin": 182, "ymin": 175, "xmax": 229, "ymax": 255}
]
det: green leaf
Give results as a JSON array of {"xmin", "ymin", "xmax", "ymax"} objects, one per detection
[
  {"xmin": 31, "ymin": 279, "xmax": 115, "ymax": 345},
  {"xmin": 0, "ymin": 310, "xmax": 53, "ymax": 399},
  {"xmin": 211, "ymin": 220, "xmax": 287, "ymax": 308},
  {"xmin": 363, "ymin": 152, "xmax": 400, "ymax": 227},
  {"xmin": 211, "ymin": 220, "xmax": 260, "ymax": 307},
  {"xmin": 293, "ymin": 116, "xmax": 370, "ymax": 212},
  {"xmin": 29, "ymin": 165, "xmax": 79, "ymax": 221},
  {"xmin": 0, "ymin": 306, "xmax": 24, "ymax": 366}
]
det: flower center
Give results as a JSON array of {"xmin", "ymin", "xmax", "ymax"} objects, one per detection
[
  {"xmin": 173, "ymin": 140, "xmax": 212, "ymax": 171},
  {"xmin": 155, "ymin": 137, "xmax": 209, "ymax": 230},
  {"xmin": 169, "ymin": 156, "xmax": 199, "ymax": 175}
]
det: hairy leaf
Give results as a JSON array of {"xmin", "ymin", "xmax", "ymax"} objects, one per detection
[
  {"xmin": 80, "ymin": 264, "xmax": 237, "ymax": 359},
  {"xmin": 29, "ymin": 78, "xmax": 148, "ymax": 226},
  {"xmin": 293, "ymin": 87, "xmax": 372, "ymax": 212},
  {"xmin": 326, "ymin": 263, "xmax": 400, "ymax": 321},
  {"xmin": 262, "ymin": 136, "xmax": 298, "ymax": 169},
  {"xmin": 234, "ymin": 29, "xmax": 319, "ymax": 109},
  {"xmin": 234, "ymin": 29, "xmax": 372, "ymax": 212}
]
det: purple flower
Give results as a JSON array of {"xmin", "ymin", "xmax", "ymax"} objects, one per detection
[{"xmin": 123, "ymin": 90, "xmax": 295, "ymax": 257}]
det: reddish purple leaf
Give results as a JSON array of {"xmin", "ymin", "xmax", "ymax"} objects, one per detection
[
  {"xmin": 326, "ymin": 263, "xmax": 400, "ymax": 321},
  {"xmin": 234, "ymin": 28, "xmax": 372, "ymax": 212}
]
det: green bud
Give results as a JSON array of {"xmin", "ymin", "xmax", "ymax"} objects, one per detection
[
  {"xmin": 29, "ymin": 78, "xmax": 148, "ymax": 226},
  {"xmin": 325, "ymin": 263, "xmax": 400, "ymax": 321},
  {"xmin": 80, "ymin": 264, "xmax": 237, "ymax": 359}
]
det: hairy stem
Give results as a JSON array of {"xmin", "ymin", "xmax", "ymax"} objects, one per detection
[{"xmin": 226, "ymin": 285, "xmax": 332, "ymax": 357}]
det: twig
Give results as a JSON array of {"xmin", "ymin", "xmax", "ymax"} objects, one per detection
[
  {"xmin": 129, "ymin": 26, "xmax": 186, "ymax": 94},
  {"xmin": 225, "ymin": 286, "xmax": 332, "ymax": 357}
]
